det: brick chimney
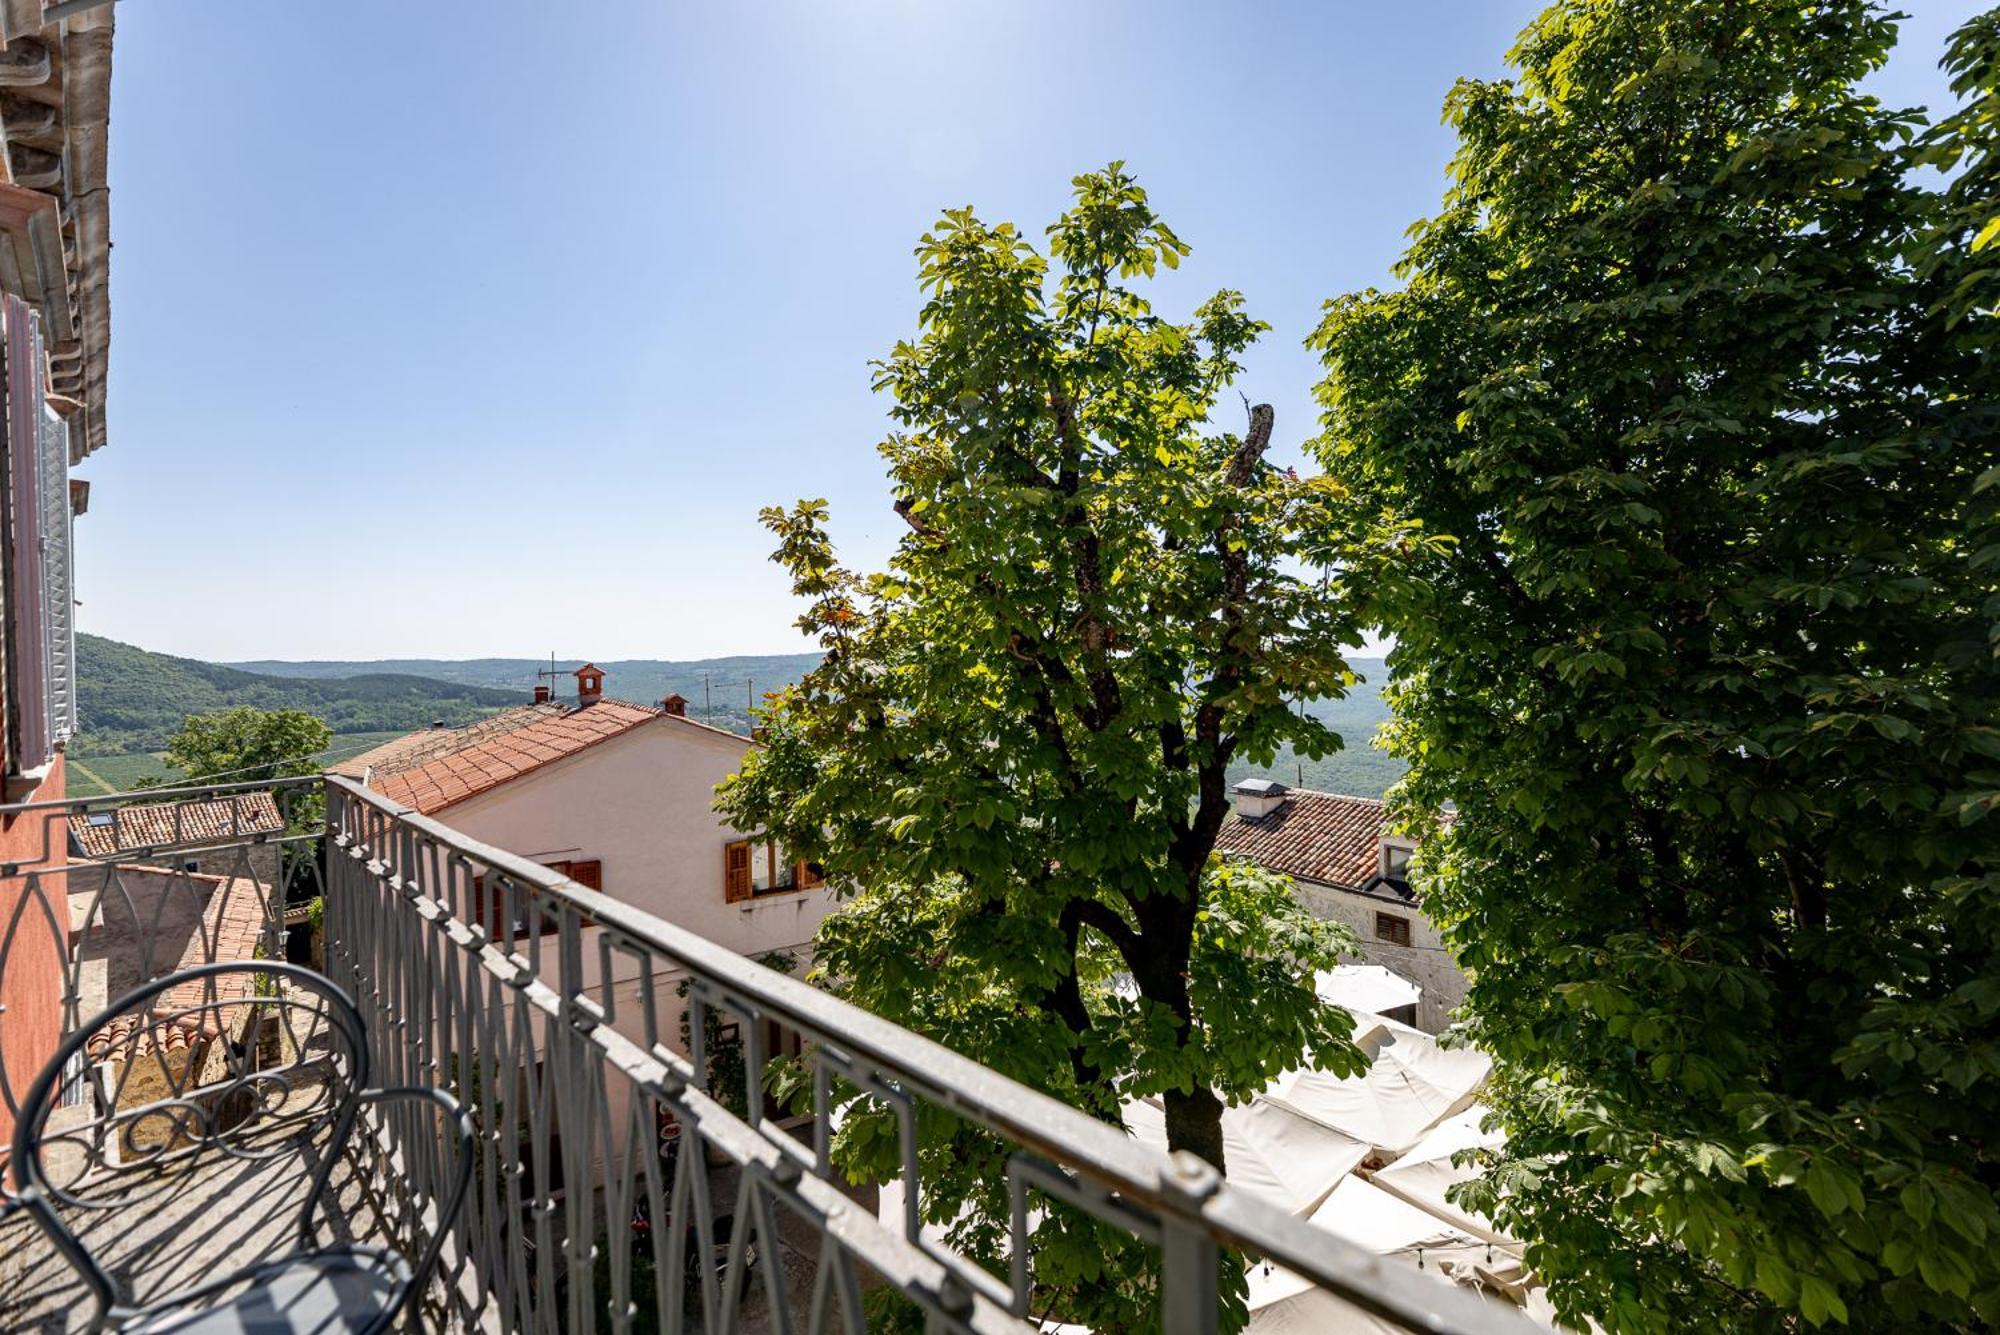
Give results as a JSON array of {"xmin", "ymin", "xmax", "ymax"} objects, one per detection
[
  {"xmin": 574, "ymin": 663, "xmax": 604, "ymax": 707},
  {"xmin": 662, "ymin": 693, "xmax": 688, "ymax": 717},
  {"xmin": 533, "ymin": 685, "xmax": 551, "ymax": 704}
]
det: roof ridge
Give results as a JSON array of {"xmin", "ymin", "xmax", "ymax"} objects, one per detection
[
  {"xmin": 1280, "ymin": 787, "xmax": 1387, "ymax": 805},
  {"xmin": 371, "ymin": 697, "xmax": 709, "ymax": 815}
]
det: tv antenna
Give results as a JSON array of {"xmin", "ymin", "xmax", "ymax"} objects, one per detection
[{"xmin": 535, "ymin": 652, "xmax": 565, "ymax": 700}]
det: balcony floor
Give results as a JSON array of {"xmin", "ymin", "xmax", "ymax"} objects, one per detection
[
  {"xmin": 1, "ymin": 1110, "xmax": 886, "ymax": 1334},
  {"xmin": 0, "ymin": 1116, "xmax": 413, "ymax": 1332}
]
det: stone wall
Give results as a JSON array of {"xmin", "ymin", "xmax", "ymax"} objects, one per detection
[{"xmin": 1292, "ymin": 876, "xmax": 1470, "ymax": 1033}]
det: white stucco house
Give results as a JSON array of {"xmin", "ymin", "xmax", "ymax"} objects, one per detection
[
  {"xmin": 1216, "ymin": 779, "xmax": 1468, "ymax": 1033},
  {"xmin": 336, "ymin": 665, "xmax": 833, "ymax": 1074}
]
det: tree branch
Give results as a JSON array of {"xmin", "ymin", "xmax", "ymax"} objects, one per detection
[{"xmin": 1069, "ymin": 894, "xmax": 1144, "ymax": 965}]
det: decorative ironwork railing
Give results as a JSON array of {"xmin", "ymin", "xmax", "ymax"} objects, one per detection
[{"xmin": 1, "ymin": 774, "xmax": 1527, "ymax": 1334}]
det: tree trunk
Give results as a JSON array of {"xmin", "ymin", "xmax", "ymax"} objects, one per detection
[{"xmin": 1161, "ymin": 1083, "xmax": 1227, "ymax": 1173}]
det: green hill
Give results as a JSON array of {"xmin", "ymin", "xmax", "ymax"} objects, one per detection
[
  {"xmin": 75, "ymin": 633, "xmax": 527, "ymax": 755},
  {"xmin": 1224, "ymin": 681, "xmax": 1405, "ymax": 799},
  {"xmin": 227, "ymin": 649, "xmax": 1408, "ymax": 799},
  {"xmin": 226, "ymin": 653, "xmax": 828, "ymax": 735}
]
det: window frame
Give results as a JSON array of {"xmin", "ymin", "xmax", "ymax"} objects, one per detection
[
  {"xmin": 725, "ymin": 836, "xmax": 823, "ymax": 902},
  {"xmin": 1375, "ymin": 911, "xmax": 1413, "ymax": 948},
  {"xmin": 469, "ymin": 858, "xmax": 599, "ymax": 942}
]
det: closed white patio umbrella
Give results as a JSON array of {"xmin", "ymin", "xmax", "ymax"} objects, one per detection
[
  {"xmin": 1122, "ymin": 1092, "xmax": 1370, "ymax": 1217},
  {"xmin": 1263, "ymin": 1016, "xmax": 1491, "ymax": 1157},
  {"xmin": 1315, "ymin": 964, "xmax": 1422, "ymax": 1018}
]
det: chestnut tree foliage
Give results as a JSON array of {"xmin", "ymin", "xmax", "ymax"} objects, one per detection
[
  {"xmin": 719, "ymin": 166, "xmax": 1368, "ymax": 1328},
  {"xmin": 1309, "ymin": 3, "xmax": 2000, "ymax": 1331}
]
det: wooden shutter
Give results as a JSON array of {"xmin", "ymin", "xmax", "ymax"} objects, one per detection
[
  {"xmin": 470, "ymin": 873, "xmax": 499, "ymax": 936},
  {"xmin": 4, "ymin": 295, "xmax": 48, "ymax": 774},
  {"xmin": 724, "ymin": 840, "xmax": 752, "ymax": 903},
  {"xmin": 561, "ymin": 859, "xmax": 602, "ymax": 891},
  {"xmin": 797, "ymin": 860, "xmax": 824, "ymax": 890},
  {"xmin": 37, "ymin": 405, "xmax": 70, "ymax": 746},
  {"xmin": 1375, "ymin": 912, "xmax": 1412, "ymax": 948}
]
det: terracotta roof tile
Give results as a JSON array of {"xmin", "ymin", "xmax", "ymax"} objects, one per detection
[
  {"xmin": 1216, "ymin": 789, "xmax": 1404, "ymax": 890},
  {"xmin": 82, "ymin": 867, "xmax": 266, "ymax": 1061},
  {"xmin": 68, "ymin": 793, "xmax": 286, "ymax": 860},
  {"xmin": 368, "ymin": 699, "xmax": 672, "ymax": 815},
  {"xmin": 330, "ymin": 703, "xmax": 563, "ymax": 779}
]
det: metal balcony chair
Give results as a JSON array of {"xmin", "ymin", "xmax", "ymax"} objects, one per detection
[{"xmin": 9, "ymin": 960, "xmax": 474, "ymax": 1333}]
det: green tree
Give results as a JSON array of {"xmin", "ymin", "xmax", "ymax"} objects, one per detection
[
  {"xmin": 720, "ymin": 165, "xmax": 1368, "ymax": 1328},
  {"xmin": 164, "ymin": 705, "xmax": 332, "ymax": 784},
  {"xmin": 1308, "ymin": 3, "xmax": 1999, "ymax": 1331}
]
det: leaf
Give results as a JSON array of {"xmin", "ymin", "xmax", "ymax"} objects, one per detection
[
  {"xmin": 1901, "ymin": 1179, "xmax": 1934, "ymax": 1228},
  {"xmin": 1805, "ymin": 1160, "xmax": 1853, "ymax": 1218},
  {"xmin": 1799, "ymin": 1274, "xmax": 1849, "ymax": 1326},
  {"xmin": 1756, "ymin": 1251, "xmax": 1797, "ymax": 1305}
]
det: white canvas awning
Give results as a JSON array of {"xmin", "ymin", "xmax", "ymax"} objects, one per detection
[
  {"xmin": 1315, "ymin": 964, "xmax": 1422, "ymax": 1017},
  {"xmin": 1263, "ymin": 1017, "xmax": 1492, "ymax": 1157},
  {"xmin": 1123, "ymin": 1094, "xmax": 1370, "ymax": 1217},
  {"xmin": 1246, "ymin": 1177, "xmax": 1546, "ymax": 1333},
  {"xmin": 1371, "ymin": 1104, "xmax": 1512, "ymax": 1244},
  {"xmin": 1307, "ymin": 1174, "xmax": 1498, "ymax": 1267},
  {"xmin": 1246, "ymin": 1262, "xmax": 1411, "ymax": 1335}
]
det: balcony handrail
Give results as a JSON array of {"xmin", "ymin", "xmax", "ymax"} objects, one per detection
[
  {"xmin": 0, "ymin": 773, "xmax": 322, "ymax": 815},
  {"xmin": 328, "ymin": 773, "xmax": 1528, "ymax": 1335}
]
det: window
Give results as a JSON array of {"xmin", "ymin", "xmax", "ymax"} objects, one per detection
[
  {"xmin": 725, "ymin": 839, "xmax": 821, "ymax": 902},
  {"xmin": 549, "ymin": 858, "xmax": 602, "ymax": 892},
  {"xmin": 1375, "ymin": 912, "xmax": 1413, "ymax": 948},
  {"xmin": 751, "ymin": 839, "xmax": 797, "ymax": 895},
  {"xmin": 469, "ymin": 859, "xmax": 598, "ymax": 941},
  {"xmin": 1379, "ymin": 839, "xmax": 1416, "ymax": 881}
]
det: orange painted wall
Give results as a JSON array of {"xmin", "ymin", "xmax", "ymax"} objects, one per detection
[{"xmin": 0, "ymin": 750, "xmax": 69, "ymax": 1152}]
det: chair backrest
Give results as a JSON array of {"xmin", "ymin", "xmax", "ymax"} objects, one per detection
[{"xmin": 7, "ymin": 961, "xmax": 371, "ymax": 1312}]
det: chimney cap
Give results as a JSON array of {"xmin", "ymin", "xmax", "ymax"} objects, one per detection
[
  {"xmin": 1232, "ymin": 777, "xmax": 1289, "ymax": 797},
  {"xmin": 533, "ymin": 685, "xmax": 551, "ymax": 704},
  {"xmin": 661, "ymin": 693, "xmax": 688, "ymax": 717}
]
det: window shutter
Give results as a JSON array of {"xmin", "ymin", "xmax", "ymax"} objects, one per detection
[
  {"xmin": 470, "ymin": 873, "xmax": 495, "ymax": 936},
  {"xmin": 1375, "ymin": 912, "xmax": 1412, "ymax": 948},
  {"xmin": 560, "ymin": 859, "xmax": 602, "ymax": 891},
  {"xmin": 4, "ymin": 296, "xmax": 49, "ymax": 773},
  {"xmin": 724, "ymin": 840, "xmax": 752, "ymax": 903},
  {"xmin": 38, "ymin": 404, "xmax": 70, "ymax": 745},
  {"xmin": 797, "ymin": 860, "xmax": 824, "ymax": 890}
]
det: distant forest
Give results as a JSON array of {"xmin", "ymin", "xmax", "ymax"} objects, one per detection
[
  {"xmin": 229, "ymin": 651, "xmax": 1410, "ymax": 799},
  {"xmin": 1233, "ymin": 679, "xmax": 1404, "ymax": 799},
  {"xmin": 74, "ymin": 634, "xmax": 524, "ymax": 754},
  {"xmin": 72, "ymin": 638, "xmax": 1407, "ymax": 800},
  {"xmin": 226, "ymin": 653, "xmax": 830, "ymax": 736}
]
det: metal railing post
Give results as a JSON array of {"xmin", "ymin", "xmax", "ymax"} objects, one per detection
[{"xmin": 1160, "ymin": 1151, "xmax": 1223, "ymax": 1335}]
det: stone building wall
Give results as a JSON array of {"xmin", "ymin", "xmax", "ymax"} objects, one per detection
[{"xmin": 1292, "ymin": 876, "xmax": 1470, "ymax": 1033}]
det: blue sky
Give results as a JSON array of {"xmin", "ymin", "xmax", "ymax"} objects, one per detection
[{"xmin": 78, "ymin": 0, "xmax": 1980, "ymax": 662}]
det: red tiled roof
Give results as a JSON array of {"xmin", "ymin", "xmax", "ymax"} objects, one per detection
[
  {"xmin": 84, "ymin": 866, "xmax": 266, "ymax": 1060},
  {"xmin": 330, "ymin": 703, "xmax": 566, "ymax": 780},
  {"xmin": 369, "ymin": 700, "xmax": 671, "ymax": 815},
  {"xmin": 1216, "ymin": 789, "xmax": 1404, "ymax": 890},
  {"xmin": 68, "ymin": 793, "xmax": 286, "ymax": 860}
]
